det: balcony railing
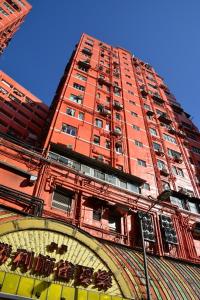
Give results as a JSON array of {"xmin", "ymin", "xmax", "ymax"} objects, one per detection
[{"xmin": 0, "ymin": 184, "xmax": 44, "ymax": 216}]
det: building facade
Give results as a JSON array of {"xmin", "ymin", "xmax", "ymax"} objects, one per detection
[
  {"xmin": 0, "ymin": 70, "xmax": 49, "ymax": 145},
  {"xmin": 0, "ymin": 0, "xmax": 31, "ymax": 54},
  {"xmin": 0, "ymin": 33, "xmax": 200, "ymax": 299}
]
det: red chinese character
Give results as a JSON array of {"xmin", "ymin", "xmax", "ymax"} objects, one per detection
[
  {"xmin": 0, "ymin": 243, "xmax": 12, "ymax": 264},
  {"xmin": 74, "ymin": 265, "xmax": 94, "ymax": 287},
  {"xmin": 33, "ymin": 254, "xmax": 55, "ymax": 277},
  {"xmin": 55, "ymin": 260, "xmax": 74, "ymax": 282},
  {"xmin": 93, "ymin": 270, "xmax": 112, "ymax": 291},
  {"xmin": 12, "ymin": 249, "xmax": 34, "ymax": 271}
]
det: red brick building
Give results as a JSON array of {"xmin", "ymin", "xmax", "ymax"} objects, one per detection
[
  {"xmin": 0, "ymin": 70, "xmax": 48, "ymax": 145},
  {"xmin": 0, "ymin": 34, "xmax": 200, "ymax": 299},
  {"xmin": 0, "ymin": 0, "xmax": 31, "ymax": 54}
]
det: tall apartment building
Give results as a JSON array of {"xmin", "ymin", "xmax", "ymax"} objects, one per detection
[
  {"xmin": 45, "ymin": 33, "xmax": 200, "ymax": 201},
  {"xmin": 0, "ymin": 33, "xmax": 200, "ymax": 299},
  {"xmin": 0, "ymin": 0, "xmax": 31, "ymax": 54},
  {"xmin": 0, "ymin": 70, "xmax": 48, "ymax": 145}
]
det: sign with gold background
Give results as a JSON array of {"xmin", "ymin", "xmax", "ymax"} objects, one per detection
[{"xmin": 0, "ymin": 218, "xmax": 131, "ymax": 300}]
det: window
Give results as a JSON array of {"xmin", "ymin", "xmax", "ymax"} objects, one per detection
[
  {"xmin": 149, "ymin": 128, "xmax": 157, "ymax": 136},
  {"xmin": 148, "ymin": 83, "xmax": 157, "ymax": 89},
  {"xmin": 168, "ymin": 149, "xmax": 181, "ymax": 159},
  {"xmin": 132, "ymin": 124, "xmax": 140, "ymax": 131},
  {"xmin": 125, "ymin": 75, "xmax": 131, "ymax": 79},
  {"xmin": 73, "ymin": 83, "xmax": 85, "ymax": 91},
  {"xmin": 75, "ymin": 73, "xmax": 87, "ymax": 81},
  {"xmin": 114, "ymin": 89, "xmax": 121, "ymax": 96},
  {"xmin": 103, "ymin": 123, "xmax": 110, "ymax": 131},
  {"xmin": 129, "ymin": 100, "xmax": 136, "ymax": 105},
  {"xmin": 192, "ymin": 146, "xmax": 200, "ymax": 155},
  {"xmin": 170, "ymin": 196, "xmax": 184, "ymax": 209},
  {"xmin": 115, "ymin": 113, "xmax": 121, "ymax": 120},
  {"xmin": 163, "ymin": 133, "xmax": 177, "ymax": 144},
  {"xmin": 93, "ymin": 135, "xmax": 100, "ymax": 145},
  {"xmin": 0, "ymin": 87, "xmax": 8, "ymax": 94},
  {"xmin": 69, "ymin": 94, "xmax": 82, "ymax": 104},
  {"xmin": 108, "ymin": 212, "xmax": 120, "ymax": 232},
  {"xmin": 137, "ymin": 159, "xmax": 146, "ymax": 167},
  {"xmin": 93, "ymin": 207, "xmax": 102, "ymax": 221},
  {"xmin": 143, "ymin": 183, "xmax": 150, "ymax": 190},
  {"xmin": 85, "ymin": 41, "xmax": 93, "ymax": 47},
  {"xmin": 128, "ymin": 90, "xmax": 134, "ymax": 95},
  {"xmin": 95, "ymin": 118, "xmax": 103, "ymax": 128},
  {"xmin": 66, "ymin": 108, "xmax": 75, "ymax": 116},
  {"xmin": 115, "ymin": 143, "xmax": 122, "ymax": 153},
  {"xmin": 52, "ymin": 187, "xmax": 72, "ymax": 212},
  {"xmin": 156, "ymin": 109, "xmax": 164, "ymax": 116},
  {"xmin": 106, "ymin": 85, "xmax": 110, "ymax": 92},
  {"xmin": 94, "ymin": 169, "xmax": 105, "ymax": 180},
  {"xmin": 162, "ymin": 181, "xmax": 171, "ymax": 191},
  {"xmin": 126, "ymin": 82, "xmax": 132, "ymax": 86},
  {"xmin": 1, "ymin": 79, "xmax": 12, "ymax": 88},
  {"xmin": 9, "ymin": 94, "xmax": 21, "ymax": 103},
  {"xmin": 131, "ymin": 111, "xmax": 138, "ymax": 117},
  {"xmin": 76, "ymin": 112, "xmax": 83, "ymax": 121},
  {"xmin": 62, "ymin": 124, "xmax": 77, "ymax": 136},
  {"xmin": 172, "ymin": 166, "xmax": 184, "ymax": 177},
  {"xmin": 3, "ymin": 2, "xmax": 15, "ymax": 13},
  {"xmin": 78, "ymin": 65, "xmax": 88, "ymax": 72},
  {"xmin": 153, "ymin": 142, "xmax": 162, "ymax": 151},
  {"xmin": 0, "ymin": 7, "xmax": 9, "ymax": 16},
  {"xmin": 134, "ymin": 140, "xmax": 143, "ymax": 147},
  {"xmin": 119, "ymin": 179, "xmax": 127, "ymax": 189},
  {"xmin": 157, "ymin": 160, "xmax": 166, "ymax": 170},
  {"xmin": 188, "ymin": 201, "xmax": 199, "ymax": 214},
  {"xmin": 105, "ymin": 140, "xmax": 111, "ymax": 149},
  {"xmin": 96, "ymin": 92, "xmax": 100, "ymax": 99},
  {"xmin": 144, "ymin": 104, "xmax": 151, "ymax": 110}
]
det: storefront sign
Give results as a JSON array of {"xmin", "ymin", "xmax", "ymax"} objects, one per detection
[{"xmin": 0, "ymin": 242, "xmax": 112, "ymax": 292}]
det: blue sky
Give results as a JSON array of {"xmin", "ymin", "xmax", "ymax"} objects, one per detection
[{"xmin": 1, "ymin": 0, "xmax": 200, "ymax": 128}]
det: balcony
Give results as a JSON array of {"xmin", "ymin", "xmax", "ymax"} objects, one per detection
[
  {"xmin": 112, "ymin": 128, "xmax": 122, "ymax": 136},
  {"xmin": 168, "ymin": 126, "xmax": 176, "ymax": 134},
  {"xmin": 78, "ymin": 60, "xmax": 91, "ymax": 69},
  {"xmin": 140, "ymin": 89, "xmax": 148, "ymax": 97},
  {"xmin": 113, "ymin": 101, "xmax": 123, "ymax": 111},
  {"xmin": 98, "ymin": 104, "xmax": 111, "ymax": 117},
  {"xmin": 159, "ymin": 83, "xmax": 168, "ymax": 90},
  {"xmin": 177, "ymin": 130, "xmax": 186, "ymax": 138},
  {"xmin": 146, "ymin": 110, "xmax": 155, "ymax": 116},
  {"xmin": 98, "ymin": 77, "xmax": 111, "ymax": 87},
  {"xmin": 152, "ymin": 94, "xmax": 165, "ymax": 104},
  {"xmin": 0, "ymin": 184, "xmax": 43, "ymax": 216},
  {"xmin": 6, "ymin": 0, "xmax": 21, "ymax": 11},
  {"xmin": 160, "ymin": 168, "xmax": 169, "ymax": 177},
  {"xmin": 158, "ymin": 113, "xmax": 172, "ymax": 125},
  {"xmin": 82, "ymin": 48, "xmax": 92, "ymax": 56},
  {"xmin": 155, "ymin": 149, "xmax": 165, "ymax": 157},
  {"xmin": 173, "ymin": 155, "xmax": 183, "ymax": 164}
]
